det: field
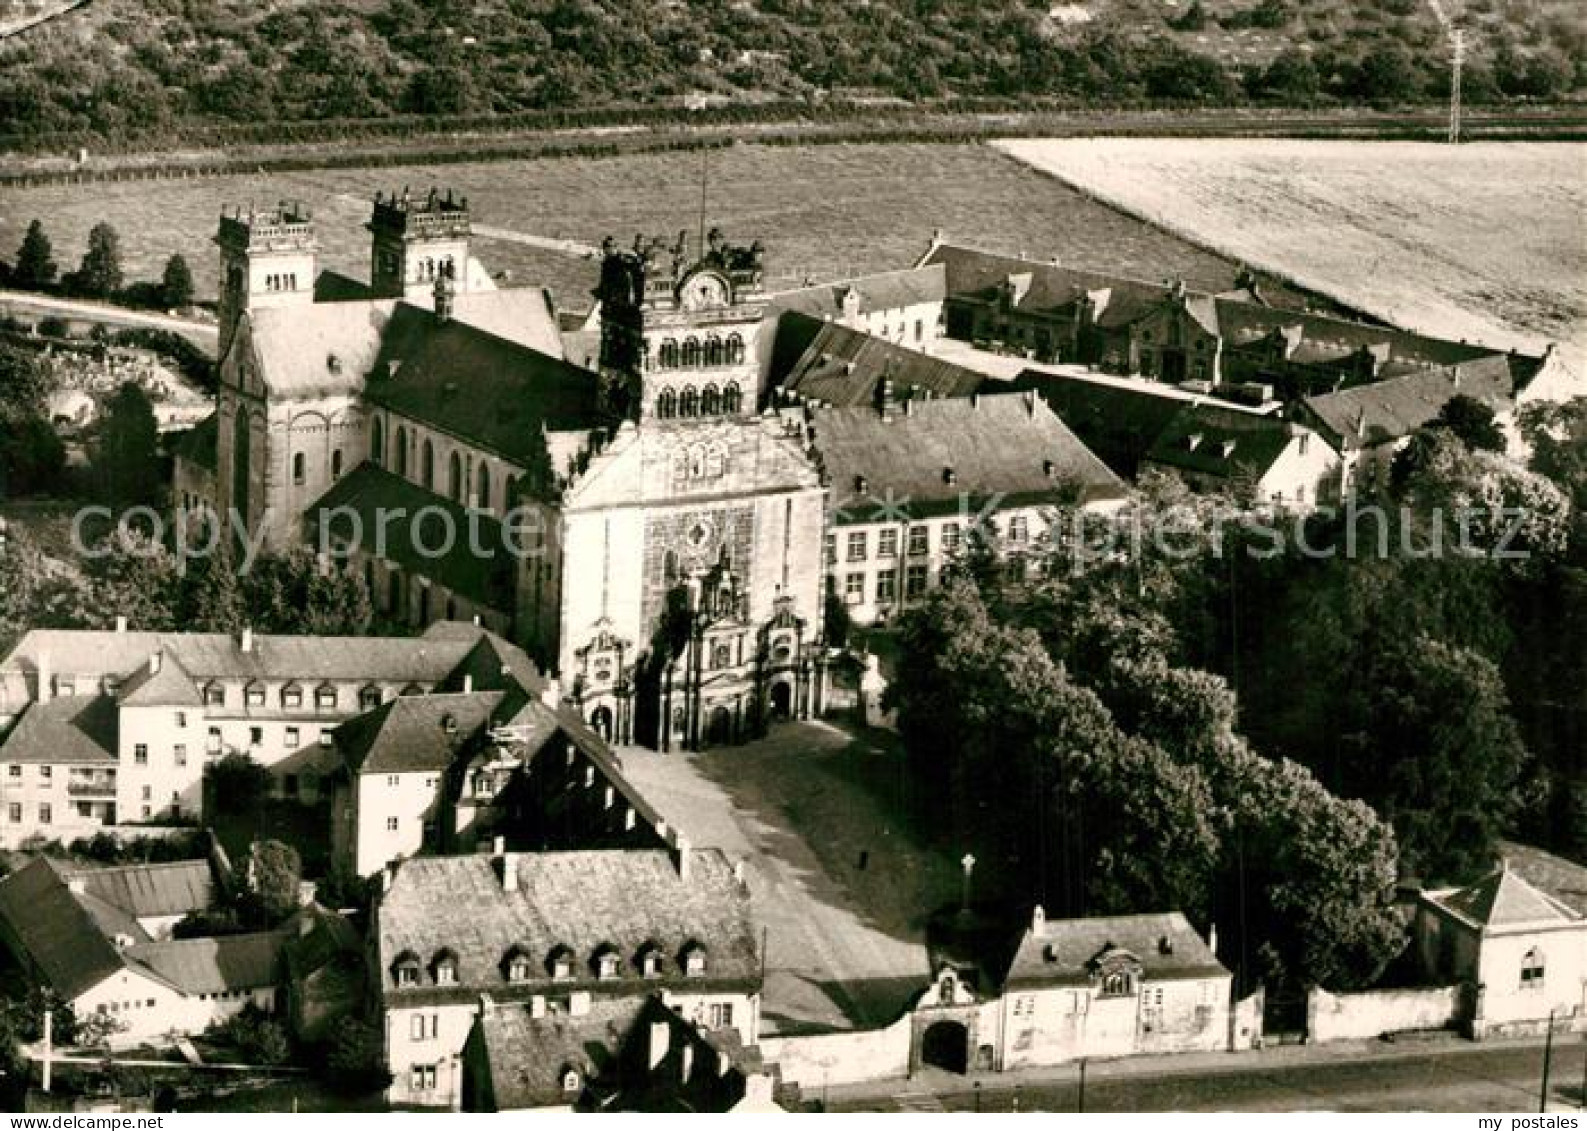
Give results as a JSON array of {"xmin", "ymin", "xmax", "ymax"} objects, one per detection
[
  {"xmin": 0, "ymin": 142, "xmax": 1249, "ymax": 315},
  {"xmin": 995, "ymin": 137, "xmax": 1587, "ymax": 372}
]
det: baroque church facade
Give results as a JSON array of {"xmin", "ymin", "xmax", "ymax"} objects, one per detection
[{"xmin": 193, "ymin": 193, "xmax": 827, "ymax": 752}]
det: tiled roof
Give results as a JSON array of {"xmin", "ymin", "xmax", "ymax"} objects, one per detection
[
  {"xmin": 768, "ymin": 264, "xmax": 946, "ymax": 320},
  {"xmin": 1423, "ymin": 866, "xmax": 1584, "ymax": 932},
  {"xmin": 362, "ymin": 310, "xmax": 606, "ymax": 469},
  {"xmin": 0, "ymin": 858, "xmax": 129, "ymax": 999},
  {"xmin": 245, "ymin": 300, "xmax": 402, "ymax": 398},
  {"xmin": 70, "ymin": 859, "xmax": 215, "ymax": 921},
  {"xmin": 282, "ymin": 903, "xmax": 363, "ymax": 979},
  {"xmin": 1004, "ymin": 910, "xmax": 1228, "ymax": 989},
  {"xmin": 446, "ymin": 288, "xmax": 566, "ymax": 359},
  {"xmin": 126, "ymin": 930, "xmax": 289, "ymax": 994},
  {"xmin": 1012, "ymin": 370, "xmax": 1216, "ymax": 478},
  {"xmin": 1145, "ymin": 405, "xmax": 1300, "ymax": 481},
  {"xmin": 335, "ymin": 689, "xmax": 512, "ymax": 774},
  {"xmin": 1497, "ymin": 840, "xmax": 1587, "ymax": 917},
  {"xmin": 1216, "ymin": 300, "xmax": 1504, "ymax": 371},
  {"xmin": 0, "ymin": 694, "xmax": 118, "ymax": 764},
  {"xmin": 309, "ymin": 463, "xmax": 519, "ymax": 609},
  {"xmin": 922, "ymin": 244, "xmax": 1181, "ymax": 317},
  {"xmin": 769, "ymin": 313, "xmax": 985, "ymax": 407},
  {"xmin": 810, "ymin": 391, "xmax": 1126, "ymax": 523},
  {"xmin": 475, "ymin": 997, "xmax": 644, "ymax": 1111},
  {"xmin": 1300, "ymin": 366, "xmax": 1512, "ymax": 450},
  {"xmin": 171, "ymin": 413, "xmax": 218, "ymax": 473},
  {"xmin": 377, "ymin": 849, "xmax": 758, "ymax": 1005},
  {"xmin": 119, "ymin": 650, "xmax": 204, "ymax": 707}
]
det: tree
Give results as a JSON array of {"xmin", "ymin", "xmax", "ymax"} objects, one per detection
[
  {"xmin": 81, "ymin": 529, "xmax": 183, "ymax": 632},
  {"xmin": 822, "ymin": 589, "xmax": 852, "ymax": 650},
  {"xmin": 160, "ymin": 254, "xmax": 195, "ymax": 309},
  {"xmin": 92, "ymin": 382, "xmax": 161, "ymax": 508},
  {"xmin": 1253, "ymin": 49, "xmax": 1321, "ymax": 102},
  {"xmin": 324, "ymin": 1018, "xmax": 390, "ymax": 1090},
  {"xmin": 1341, "ymin": 637, "xmax": 1527, "ymax": 882},
  {"xmin": 1356, "ymin": 41, "xmax": 1422, "ymax": 105},
  {"xmin": 13, "ymin": 219, "xmax": 57, "ymax": 290},
  {"xmin": 74, "ymin": 222, "xmax": 125, "ymax": 299},
  {"xmin": 1430, "ymin": 394, "xmax": 1506, "ymax": 453},
  {"xmin": 0, "ymin": 408, "xmax": 65, "ymax": 499},
  {"xmin": 1519, "ymin": 397, "xmax": 1587, "ymax": 511},
  {"xmin": 244, "ymin": 548, "xmax": 373, "ymax": 635},
  {"xmin": 247, "ymin": 839, "xmax": 303, "ymax": 926},
  {"xmin": 206, "ymin": 753, "xmax": 271, "ymax": 818},
  {"xmin": 0, "ymin": 340, "xmax": 56, "ymax": 411},
  {"xmin": 176, "ymin": 545, "xmax": 250, "ymax": 633}
]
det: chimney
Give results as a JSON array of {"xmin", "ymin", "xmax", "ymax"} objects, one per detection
[
  {"xmin": 679, "ymin": 1042, "xmax": 694, "ymax": 1083},
  {"xmin": 531, "ymin": 994, "xmax": 547, "ymax": 1019},
  {"xmin": 1042, "ymin": 459, "xmax": 1056, "ymax": 478},
  {"xmin": 1208, "ymin": 921, "xmax": 1218, "ymax": 956},
  {"xmin": 149, "ymin": 651, "xmax": 162, "ymax": 675},
  {"xmin": 1032, "ymin": 904, "xmax": 1045, "ymax": 931},
  {"xmin": 675, "ymin": 836, "xmax": 692, "ymax": 881},
  {"xmin": 733, "ymin": 858, "xmax": 746, "ymax": 885},
  {"xmin": 875, "ymin": 374, "xmax": 895, "ymax": 419},
  {"xmin": 114, "ymin": 615, "xmax": 128, "ymax": 633},
  {"xmin": 66, "ymin": 874, "xmax": 86, "ymax": 895},
  {"xmin": 942, "ymin": 467, "xmax": 957, "ymax": 486},
  {"xmin": 648, "ymin": 1021, "xmax": 671, "ymax": 1070},
  {"xmin": 501, "ymin": 852, "xmax": 519, "ymax": 893},
  {"xmin": 36, "ymin": 650, "xmax": 52, "ymax": 704},
  {"xmin": 462, "ymin": 673, "xmax": 474, "ymax": 694},
  {"xmin": 240, "ymin": 626, "xmax": 254, "ymax": 653}
]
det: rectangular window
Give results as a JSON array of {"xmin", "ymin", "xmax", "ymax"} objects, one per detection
[
  {"xmin": 915, "ymin": 319, "xmax": 924, "ymax": 343},
  {"xmin": 38, "ymin": 765, "xmax": 51, "ymax": 779},
  {"xmin": 78, "ymin": 802, "xmax": 92, "ymax": 818},
  {"xmin": 846, "ymin": 532, "xmax": 867, "ymax": 562},
  {"xmin": 708, "ymin": 1002, "xmax": 735, "ymax": 1029},
  {"xmin": 141, "ymin": 786, "xmax": 152, "ymax": 801},
  {"xmin": 877, "ymin": 529, "xmax": 898, "ymax": 559},
  {"xmin": 174, "ymin": 744, "xmax": 186, "ymax": 767},
  {"xmin": 908, "ymin": 526, "xmax": 929, "ymax": 556},
  {"xmin": 175, "ymin": 711, "xmax": 187, "ymax": 728},
  {"xmin": 7, "ymin": 803, "xmax": 20, "ymax": 823},
  {"xmin": 249, "ymin": 727, "xmax": 262, "ymax": 746},
  {"xmin": 134, "ymin": 744, "xmax": 148, "ymax": 766},
  {"xmin": 1008, "ymin": 515, "xmax": 1029, "ymax": 544},
  {"xmin": 844, "ymin": 572, "xmax": 864, "ymax": 602},
  {"xmin": 246, "ymin": 687, "xmax": 265, "ymax": 707},
  {"xmin": 823, "ymin": 533, "xmax": 836, "ymax": 566},
  {"xmin": 7, "ymin": 766, "xmax": 19, "ymax": 778},
  {"xmin": 38, "ymin": 803, "xmax": 51, "ymax": 825},
  {"xmin": 205, "ymin": 686, "xmax": 224, "ymax": 707},
  {"xmin": 875, "ymin": 572, "xmax": 896, "ymax": 603},
  {"xmin": 282, "ymin": 688, "xmax": 302, "ymax": 709},
  {"xmin": 941, "ymin": 523, "xmax": 962, "ymax": 554},
  {"xmin": 410, "ymin": 1064, "xmax": 436, "ymax": 1092},
  {"xmin": 387, "ymin": 817, "xmax": 399, "ymax": 832},
  {"xmin": 207, "ymin": 726, "xmax": 222, "ymax": 753},
  {"xmin": 410, "ymin": 1014, "xmax": 426, "ymax": 1041},
  {"xmin": 388, "ymin": 775, "xmax": 401, "ymax": 788},
  {"xmin": 905, "ymin": 565, "xmax": 929, "ymax": 599},
  {"xmin": 284, "ymin": 727, "xmax": 300, "ymax": 750}
]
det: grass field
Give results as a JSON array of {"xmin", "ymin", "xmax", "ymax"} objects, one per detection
[
  {"xmin": 995, "ymin": 137, "xmax": 1587, "ymax": 373},
  {"xmin": 0, "ymin": 142, "xmax": 1247, "ymax": 314}
]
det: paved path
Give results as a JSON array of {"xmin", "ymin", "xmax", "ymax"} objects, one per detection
[
  {"xmin": 0, "ymin": 289, "xmax": 218, "ymax": 344},
  {"xmin": 616, "ymin": 722, "xmax": 930, "ymax": 1035},
  {"xmin": 828, "ymin": 1034, "xmax": 1587, "ymax": 1113}
]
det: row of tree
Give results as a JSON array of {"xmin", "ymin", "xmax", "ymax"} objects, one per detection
[
  {"xmin": 7, "ymin": 219, "xmax": 194, "ymax": 310},
  {"xmin": 884, "ymin": 395, "xmax": 1586, "ymax": 993}
]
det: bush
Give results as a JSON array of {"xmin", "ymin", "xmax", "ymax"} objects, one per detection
[
  {"xmin": 210, "ymin": 1005, "xmax": 292, "ymax": 1066},
  {"xmin": 323, "ymin": 1018, "xmax": 389, "ymax": 1091}
]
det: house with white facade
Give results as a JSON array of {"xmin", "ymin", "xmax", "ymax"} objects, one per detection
[{"xmin": 373, "ymin": 842, "xmax": 760, "ymax": 1109}]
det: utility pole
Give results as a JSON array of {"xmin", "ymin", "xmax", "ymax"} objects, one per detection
[
  {"xmin": 1448, "ymin": 28, "xmax": 1466, "ymax": 145},
  {"xmin": 41, "ymin": 1005, "xmax": 52, "ymax": 1093},
  {"xmin": 1541, "ymin": 1008, "xmax": 1558, "ymax": 1113}
]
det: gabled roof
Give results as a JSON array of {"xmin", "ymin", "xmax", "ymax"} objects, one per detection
[
  {"xmin": 0, "ymin": 858, "xmax": 128, "ymax": 999},
  {"xmin": 377, "ymin": 849, "xmax": 758, "ymax": 1003},
  {"xmin": 446, "ymin": 288, "xmax": 567, "ymax": 360},
  {"xmin": 119, "ymin": 650, "xmax": 203, "ymax": 707},
  {"xmin": 810, "ymin": 391, "xmax": 1125, "ymax": 523},
  {"xmin": 362, "ymin": 309, "xmax": 606, "ymax": 468},
  {"xmin": 335, "ymin": 689, "xmax": 511, "ymax": 775},
  {"xmin": 1423, "ymin": 865, "xmax": 1585, "ymax": 933},
  {"xmin": 171, "ymin": 413, "xmax": 218, "ymax": 473},
  {"xmin": 310, "ymin": 463, "xmax": 520, "ymax": 609},
  {"xmin": 769, "ymin": 313, "xmax": 985, "ymax": 407},
  {"xmin": 1010, "ymin": 370, "xmax": 1205, "ymax": 479},
  {"xmin": 1497, "ymin": 840, "xmax": 1587, "ymax": 917},
  {"xmin": 70, "ymin": 859, "xmax": 215, "ymax": 921},
  {"xmin": 244, "ymin": 300, "xmax": 402, "ymax": 398},
  {"xmin": 125, "ymin": 930, "xmax": 290, "ymax": 994},
  {"xmin": 921, "ymin": 244, "xmax": 1187, "ymax": 315},
  {"xmin": 474, "ymin": 997, "xmax": 644, "ymax": 1110},
  {"xmin": 1300, "ymin": 366, "xmax": 1512, "ymax": 450},
  {"xmin": 0, "ymin": 694, "xmax": 118, "ymax": 764},
  {"xmin": 768, "ymin": 264, "xmax": 946, "ymax": 320},
  {"xmin": 1004, "ymin": 910, "xmax": 1228, "ymax": 990},
  {"xmin": 1145, "ymin": 405, "xmax": 1302, "ymax": 482}
]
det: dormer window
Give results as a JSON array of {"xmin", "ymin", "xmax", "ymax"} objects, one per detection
[
  {"xmin": 561, "ymin": 1068, "xmax": 581, "ymax": 1094},
  {"xmin": 203, "ymin": 683, "xmax": 225, "ymax": 707},
  {"xmin": 638, "ymin": 944, "xmax": 663, "ymax": 979},
  {"xmin": 245, "ymin": 683, "xmax": 266, "ymax": 708},
  {"xmin": 593, "ymin": 946, "xmax": 620, "ymax": 981},
  {"xmin": 504, "ymin": 947, "xmax": 532, "ymax": 983},
  {"xmin": 316, "ymin": 685, "xmax": 338, "ymax": 711},
  {"xmin": 432, "ymin": 949, "xmax": 458, "ymax": 986},
  {"xmin": 392, "ymin": 951, "xmax": 421, "ymax": 988},
  {"xmin": 548, "ymin": 945, "xmax": 574, "ymax": 981},
  {"xmin": 359, "ymin": 685, "xmax": 382, "ymax": 711},
  {"xmin": 1100, "ymin": 971, "xmax": 1135, "ymax": 997},
  {"xmin": 681, "ymin": 943, "xmax": 707, "ymax": 977},
  {"xmin": 281, "ymin": 684, "xmax": 303, "ymax": 709}
]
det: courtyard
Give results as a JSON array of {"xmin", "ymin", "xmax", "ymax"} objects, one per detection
[{"xmin": 615, "ymin": 719, "xmax": 961, "ymax": 1034}]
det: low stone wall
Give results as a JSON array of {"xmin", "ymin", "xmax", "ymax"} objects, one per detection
[
  {"xmin": 762, "ymin": 1016, "xmax": 912, "ymax": 1090},
  {"xmin": 1307, "ymin": 985, "xmax": 1462, "ymax": 1043}
]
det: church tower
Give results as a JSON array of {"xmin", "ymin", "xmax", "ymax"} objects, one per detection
[
  {"xmin": 214, "ymin": 201, "xmax": 318, "ymax": 363},
  {"xmin": 367, "ymin": 187, "xmax": 473, "ymax": 299}
]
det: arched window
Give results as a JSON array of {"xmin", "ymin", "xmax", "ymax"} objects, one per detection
[
  {"xmin": 660, "ymin": 339, "xmax": 679, "ymax": 368},
  {"xmin": 705, "ymin": 336, "xmax": 723, "ymax": 366},
  {"xmin": 448, "ymin": 451, "xmax": 463, "ymax": 502},
  {"xmin": 371, "ymin": 417, "xmax": 385, "ymax": 466},
  {"xmin": 292, "ymin": 452, "xmax": 306, "ymax": 485},
  {"xmin": 721, "ymin": 382, "xmax": 743, "ymax": 415},
  {"xmin": 726, "ymin": 334, "xmax": 745, "ymax": 364},
  {"xmin": 656, "ymin": 389, "xmax": 677, "ymax": 419},
  {"xmin": 331, "ymin": 448, "xmax": 343, "ymax": 479},
  {"xmin": 502, "ymin": 475, "xmax": 516, "ymax": 509},
  {"xmin": 395, "ymin": 426, "xmax": 408, "ymax": 477},
  {"xmin": 700, "ymin": 384, "xmax": 721, "ymax": 416},
  {"xmin": 682, "ymin": 337, "xmax": 701, "ymax": 368},
  {"xmin": 421, "ymin": 439, "xmax": 435, "ymax": 490},
  {"xmin": 679, "ymin": 387, "xmax": 699, "ymax": 417},
  {"xmin": 1521, "ymin": 948, "xmax": 1546, "ymax": 989},
  {"xmin": 476, "ymin": 463, "xmax": 491, "ymax": 510}
]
